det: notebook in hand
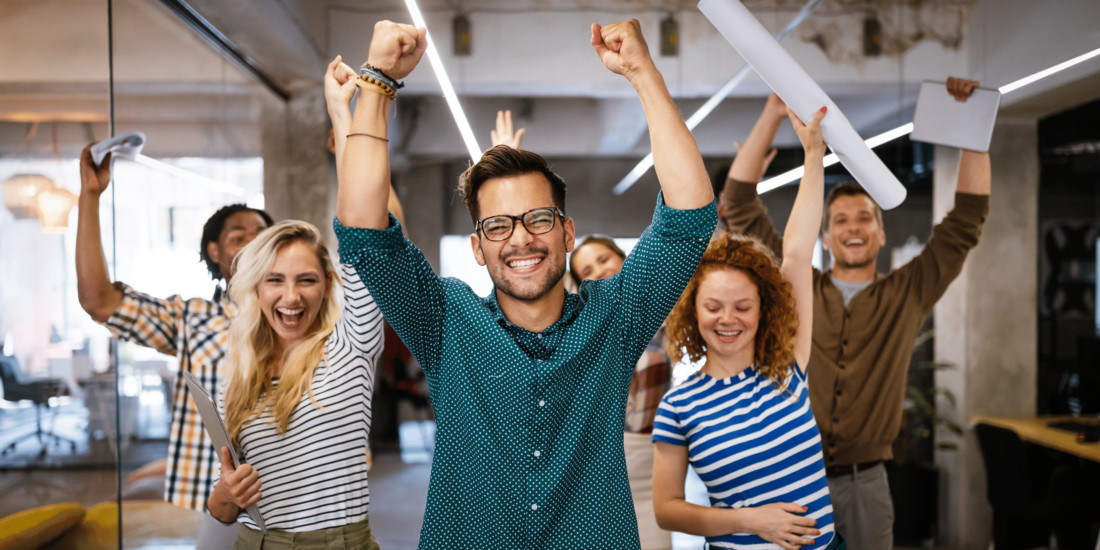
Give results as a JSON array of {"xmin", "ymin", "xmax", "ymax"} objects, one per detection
[{"xmin": 183, "ymin": 371, "xmax": 267, "ymax": 533}]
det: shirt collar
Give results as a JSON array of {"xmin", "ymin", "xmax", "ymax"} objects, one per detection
[{"xmin": 484, "ymin": 289, "xmax": 582, "ymax": 335}]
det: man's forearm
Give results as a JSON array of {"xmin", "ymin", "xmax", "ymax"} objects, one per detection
[
  {"xmin": 632, "ymin": 70, "xmax": 713, "ymax": 210},
  {"xmin": 337, "ymin": 92, "xmax": 393, "ymax": 229},
  {"xmin": 957, "ymin": 150, "xmax": 991, "ymax": 196},
  {"xmin": 728, "ymin": 109, "xmax": 784, "ymax": 184},
  {"xmin": 75, "ymin": 192, "xmax": 122, "ymax": 322}
]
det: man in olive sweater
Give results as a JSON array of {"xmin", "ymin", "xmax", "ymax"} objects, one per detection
[{"xmin": 721, "ymin": 79, "xmax": 991, "ymax": 549}]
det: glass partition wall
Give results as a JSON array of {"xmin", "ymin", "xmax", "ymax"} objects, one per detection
[
  {"xmin": 0, "ymin": 0, "xmax": 119, "ymax": 542},
  {"xmin": 1, "ymin": 0, "xmax": 278, "ymax": 546},
  {"xmin": 109, "ymin": 0, "xmax": 277, "ymax": 545}
]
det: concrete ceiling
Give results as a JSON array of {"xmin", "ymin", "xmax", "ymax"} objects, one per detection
[{"xmin": 2, "ymin": 0, "xmax": 1100, "ymax": 160}]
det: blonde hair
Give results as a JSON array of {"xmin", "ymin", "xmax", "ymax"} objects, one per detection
[{"xmin": 223, "ymin": 221, "xmax": 342, "ymax": 445}]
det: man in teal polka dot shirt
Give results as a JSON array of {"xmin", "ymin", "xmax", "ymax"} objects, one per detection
[{"xmin": 326, "ymin": 19, "xmax": 716, "ymax": 549}]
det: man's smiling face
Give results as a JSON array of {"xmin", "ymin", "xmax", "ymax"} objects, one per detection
[{"xmin": 470, "ymin": 172, "xmax": 575, "ymax": 302}]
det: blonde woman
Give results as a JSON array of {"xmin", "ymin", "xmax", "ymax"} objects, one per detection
[{"xmin": 207, "ymin": 221, "xmax": 384, "ymax": 549}]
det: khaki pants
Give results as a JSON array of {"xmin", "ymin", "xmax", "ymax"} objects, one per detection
[
  {"xmin": 826, "ymin": 462, "xmax": 893, "ymax": 550},
  {"xmin": 234, "ymin": 517, "xmax": 381, "ymax": 550},
  {"xmin": 625, "ymin": 431, "xmax": 672, "ymax": 550}
]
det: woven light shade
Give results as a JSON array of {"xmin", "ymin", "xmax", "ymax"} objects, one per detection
[
  {"xmin": 3, "ymin": 174, "xmax": 55, "ymax": 219},
  {"xmin": 35, "ymin": 186, "xmax": 77, "ymax": 233}
]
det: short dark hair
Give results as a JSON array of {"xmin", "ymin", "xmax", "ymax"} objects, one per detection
[
  {"xmin": 458, "ymin": 145, "xmax": 566, "ymax": 225},
  {"xmin": 823, "ymin": 182, "xmax": 883, "ymax": 232},
  {"xmin": 200, "ymin": 204, "xmax": 274, "ymax": 281}
]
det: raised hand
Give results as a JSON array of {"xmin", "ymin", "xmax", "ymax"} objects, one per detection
[
  {"xmin": 79, "ymin": 144, "xmax": 111, "ymax": 198},
  {"xmin": 213, "ymin": 446, "xmax": 262, "ymax": 510},
  {"xmin": 324, "ymin": 55, "xmax": 359, "ymax": 126},
  {"xmin": 946, "ymin": 76, "xmax": 980, "ymax": 102},
  {"xmin": 366, "ymin": 21, "xmax": 427, "ymax": 81},
  {"xmin": 490, "ymin": 110, "xmax": 525, "ymax": 149},
  {"xmin": 788, "ymin": 106, "xmax": 827, "ymax": 157},
  {"xmin": 745, "ymin": 502, "xmax": 820, "ymax": 550},
  {"xmin": 590, "ymin": 19, "xmax": 656, "ymax": 82},
  {"xmin": 763, "ymin": 93, "xmax": 789, "ymax": 122}
]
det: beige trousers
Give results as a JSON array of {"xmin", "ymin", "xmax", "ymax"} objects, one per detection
[
  {"xmin": 234, "ymin": 517, "xmax": 381, "ymax": 550},
  {"xmin": 625, "ymin": 431, "xmax": 673, "ymax": 550},
  {"xmin": 826, "ymin": 462, "xmax": 894, "ymax": 550}
]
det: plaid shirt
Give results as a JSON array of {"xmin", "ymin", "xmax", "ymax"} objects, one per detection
[
  {"xmin": 105, "ymin": 282, "xmax": 234, "ymax": 511},
  {"xmin": 624, "ymin": 328, "xmax": 671, "ymax": 434}
]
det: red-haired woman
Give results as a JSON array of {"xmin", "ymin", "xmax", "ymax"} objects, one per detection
[{"xmin": 652, "ymin": 106, "xmax": 843, "ymax": 550}]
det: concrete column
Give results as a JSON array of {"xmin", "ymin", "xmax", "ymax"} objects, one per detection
[
  {"xmin": 260, "ymin": 85, "xmax": 334, "ymax": 247},
  {"xmin": 934, "ymin": 119, "xmax": 1039, "ymax": 549},
  {"xmin": 395, "ymin": 162, "xmax": 450, "ymax": 272}
]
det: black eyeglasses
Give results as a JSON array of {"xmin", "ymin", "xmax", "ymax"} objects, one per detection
[{"xmin": 475, "ymin": 207, "xmax": 565, "ymax": 242}]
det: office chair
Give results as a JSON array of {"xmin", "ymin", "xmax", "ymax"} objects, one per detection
[
  {"xmin": 0, "ymin": 354, "xmax": 76, "ymax": 457},
  {"xmin": 975, "ymin": 423, "xmax": 1059, "ymax": 549}
]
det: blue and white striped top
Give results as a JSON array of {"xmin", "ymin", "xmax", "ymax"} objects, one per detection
[{"xmin": 652, "ymin": 365, "xmax": 835, "ymax": 549}]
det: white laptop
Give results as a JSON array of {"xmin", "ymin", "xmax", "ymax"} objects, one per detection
[{"xmin": 910, "ymin": 80, "xmax": 1001, "ymax": 152}]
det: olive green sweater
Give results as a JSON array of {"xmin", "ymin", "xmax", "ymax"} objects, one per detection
[{"xmin": 722, "ymin": 178, "xmax": 989, "ymax": 466}]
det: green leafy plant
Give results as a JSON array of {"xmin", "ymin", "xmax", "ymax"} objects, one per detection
[{"xmin": 894, "ymin": 330, "xmax": 965, "ymax": 464}]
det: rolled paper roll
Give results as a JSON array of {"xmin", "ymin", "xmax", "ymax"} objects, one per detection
[
  {"xmin": 698, "ymin": 0, "xmax": 907, "ymax": 210},
  {"xmin": 90, "ymin": 131, "xmax": 146, "ymax": 166}
]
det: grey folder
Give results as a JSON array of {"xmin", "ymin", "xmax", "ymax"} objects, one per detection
[
  {"xmin": 183, "ymin": 371, "xmax": 267, "ymax": 533},
  {"xmin": 910, "ymin": 80, "xmax": 1001, "ymax": 153}
]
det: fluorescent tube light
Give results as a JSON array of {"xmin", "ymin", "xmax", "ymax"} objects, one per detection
[
  {"xmin": 613, "ymin": 0, "xmax": 823, "ymax": 195},
  {"xmin": 404, "ymin": 0, "xmax": 482, "ymax": 162},
  {"xmin": 997, "ymin": 47, "xmax": 1100, "ymax": 95}
]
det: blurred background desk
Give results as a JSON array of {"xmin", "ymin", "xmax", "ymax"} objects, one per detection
[
  {"xmin": 973, "ymin": 415, "xmax": 1100, "ymax": 462},
  {"xmin": 972, "ymin": 415, "xmax": 1100, "ymax": 550}
]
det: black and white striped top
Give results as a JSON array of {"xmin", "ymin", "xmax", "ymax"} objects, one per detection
[{"xmin": 225, "ymin": 262, "xmax": 383, "ymax": 532}]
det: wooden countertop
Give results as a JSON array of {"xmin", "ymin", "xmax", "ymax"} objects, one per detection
[{"xmin": 971, "ymin": 415, "xmax": 1100, "ymax": 463}]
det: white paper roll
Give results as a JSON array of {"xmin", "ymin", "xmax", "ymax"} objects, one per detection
[{"xmin": 698, "ymin": 0, "xmax": 907, "ymax": 210}]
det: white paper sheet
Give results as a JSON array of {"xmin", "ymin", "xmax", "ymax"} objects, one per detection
[
  {"xmin": 698, "ymin": 0, "xmax": 907, "ymax": 210},
  {"xmin": 90, "ymin": 131, "xmax": 146, "ymax": 165}
]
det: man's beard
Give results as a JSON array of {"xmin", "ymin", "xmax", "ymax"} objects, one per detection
[
  {"xmin": 833, "ymin": 251, "xmax": 875, "ymax": 270},
  {"xmin": 493, "ymin": 256, "xmax": 567, "ymax": 302},
  {"xmin": 485, "ymin": 238, "xmax": 568, "ymax": 302}
]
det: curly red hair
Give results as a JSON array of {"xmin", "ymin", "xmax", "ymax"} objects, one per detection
[{"xmin": 666, "ymin": 233, "xmax": 798, "ymax": 389}]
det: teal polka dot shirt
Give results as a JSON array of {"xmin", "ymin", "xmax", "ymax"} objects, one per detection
[{"xmin": 335, "ymin": 192, "xmax": 716, "ymax": 549}]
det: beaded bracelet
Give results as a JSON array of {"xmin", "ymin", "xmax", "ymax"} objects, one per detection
[
  {"xmin": 360, "ymin": 63, "xmax": 405, "ymax": 89},
  {"xmin": 358, "ymin": 74, "xmax": 395, "ymax": 95},
  {"xmin": 355, "ymin": 75, "xmax": 396, "ymax": 101}
]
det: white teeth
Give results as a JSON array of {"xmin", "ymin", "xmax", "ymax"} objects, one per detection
[
  {"xmin": 277, "ymin": 307, "xmax": 303, "ymax": 315},
  {"xmin": 508, "ymin": 258, "xmax": 541, "ymax": 269},
  {"xmin": 844, "ymin": 238, "xmax": 866, "ymax": 246},
  {"xmin": 716, "ymin": 330, "xmax": 742, "ymax": 337}
]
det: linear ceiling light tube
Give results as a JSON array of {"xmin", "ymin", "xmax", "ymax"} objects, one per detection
[
  {"xmin": 612, "ymin": 0, "xmax": 823, "ymax": 195},
  {"xmin": 758, "ymin": 46, "xmax": 1100, "ymax": 194},
  {"xmin": 997, "ymin": 47, "xmax": 1100, "ymax": 95},
  {"xmin": 404, "ymin": 0, "xmax": 482, "ymax": 162}
]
